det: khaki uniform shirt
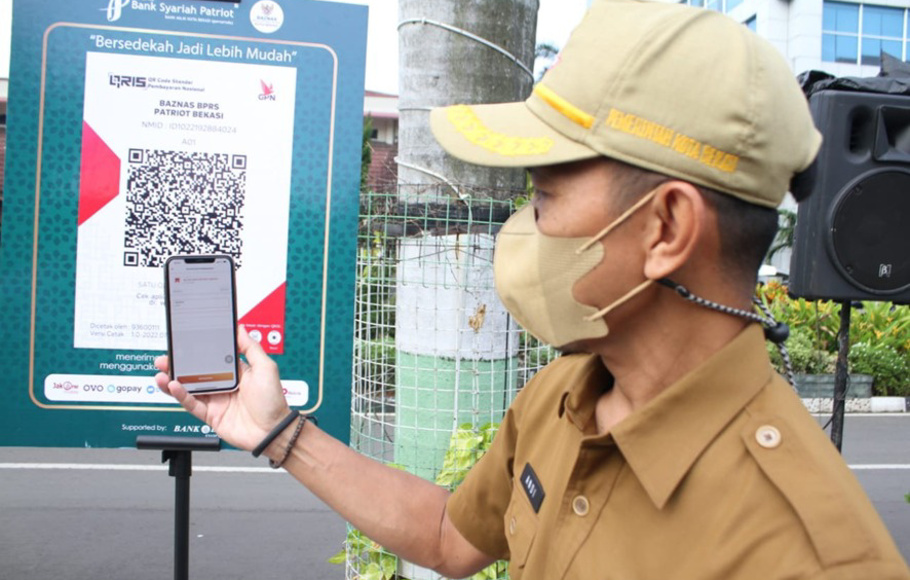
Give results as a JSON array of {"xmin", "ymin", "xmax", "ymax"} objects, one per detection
[{"xmin": 447, "ymin": 325, "xmax": 910, "ymax": 579}]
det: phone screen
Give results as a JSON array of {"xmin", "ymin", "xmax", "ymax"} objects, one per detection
[{"xmin": 165, "ymin": 255, "xmax": 239, "ymax": 394}]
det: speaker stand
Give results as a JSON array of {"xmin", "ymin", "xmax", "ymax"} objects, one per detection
[{"xmin": 830, "ymin": 301, "xmax": 851, "ymax": 453}]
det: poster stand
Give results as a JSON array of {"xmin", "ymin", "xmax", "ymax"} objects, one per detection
[
  {"xmin": 2, "ymin": 0, "xmax": 366, "ymax": 449},
  {"xmin": 136, "ymin": 436, "xmax": 222, "ymax": 580}
]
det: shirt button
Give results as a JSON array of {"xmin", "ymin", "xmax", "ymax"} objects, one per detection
[
  {"xmin": 756, "ymin": 425, "xmax": 782, "ymax": 449},
  {"xmin": 509, "ymin": 517, "xmax": 517, "ymax": 535},
  {"xmin": 572, "ymin": 495, "xmax": 590, "ymax": 517}
]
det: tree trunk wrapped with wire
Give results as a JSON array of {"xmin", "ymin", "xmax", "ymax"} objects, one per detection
[{"xmin": 346, "ymin": 2, "xmax": 543, "ymax": 579}]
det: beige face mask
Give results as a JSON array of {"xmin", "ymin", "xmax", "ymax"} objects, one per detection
[{"xmin": 493, "ymin": 189, "xmax": 658, "ymax": 348}]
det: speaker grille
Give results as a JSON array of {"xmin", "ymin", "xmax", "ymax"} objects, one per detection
[{"xmin": 831, "ymin": 170, "xmax": 910, "ymax": 294}]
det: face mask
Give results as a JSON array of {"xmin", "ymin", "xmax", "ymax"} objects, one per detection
[{"xmin": 493, "ymin": 188, "xmax": 659, "ymax": 348}]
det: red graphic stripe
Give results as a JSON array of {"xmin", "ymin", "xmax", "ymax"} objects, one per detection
[
  {"xmin": 239, "ymin": 282, "xmax": 287, "ymax": 354},
  {"xmin": 77, "ymin": 122, "xmax": 121, "ymax": 226}
]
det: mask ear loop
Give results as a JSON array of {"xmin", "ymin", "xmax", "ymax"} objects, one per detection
[
  {"xmin": 656, "ymin": 278, "xmax": 795, "ymax": 387},
  {"xmin": 583, "ymin": 279, "xmax": 654, "ymax": 322},
  {"xmin": 576, "ymin": 188, "xmax": 661, "ymax": 254},
  {"xmin": 576, "ymin": 188, "xmax": 661, "ymax": 324}
]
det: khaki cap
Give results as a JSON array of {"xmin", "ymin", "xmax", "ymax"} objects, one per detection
[{"xmin": 430, "ymin": 0, "xmax": 822, "ymax": 208}]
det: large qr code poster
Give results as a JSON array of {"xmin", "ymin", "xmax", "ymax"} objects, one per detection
[{"xmin": 73, "ymin": 51, "xmax": 296, "ymax": 354}]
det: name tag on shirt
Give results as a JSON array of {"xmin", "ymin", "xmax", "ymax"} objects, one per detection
[{"xmin": 520, "ymin": 463, "xmax": 545, "ymax": 513}]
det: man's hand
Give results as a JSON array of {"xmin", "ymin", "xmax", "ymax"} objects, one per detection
[
  {"xmin": 154, "ymin": 325, "xmax": 291, "ymax": 451},
  {"xmin": 156, "ymin": 327, "xmax": 495, "ymax": 577}
]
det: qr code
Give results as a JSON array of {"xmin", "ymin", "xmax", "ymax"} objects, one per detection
[{"xmin": 124, "ymin": 149, "xmax": 246, "ymax": 268}]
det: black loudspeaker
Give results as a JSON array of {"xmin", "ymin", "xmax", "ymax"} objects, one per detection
[{"xmin": 789, "ymin": 90, "xmax": 910, "ymax": 304}]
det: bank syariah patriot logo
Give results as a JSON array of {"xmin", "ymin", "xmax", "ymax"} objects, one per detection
[
  {"xmin": 104, "ymin": 0, "xmax": 130, "ymax": 22},
  {"xmin": 103, "ymin": 0, "xmax": 239, "ymax": 23}
]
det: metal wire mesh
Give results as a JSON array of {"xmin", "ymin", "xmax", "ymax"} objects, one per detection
[{"xmin": 345, "ymin": 187, "xmax": 556, "ymax": 580}]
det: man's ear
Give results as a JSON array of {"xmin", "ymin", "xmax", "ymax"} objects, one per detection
[{"xmin": 642, "ymin": 181, "xmax": 708, "ymax": 280}]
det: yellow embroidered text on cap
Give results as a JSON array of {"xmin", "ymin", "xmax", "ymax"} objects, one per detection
[
  {"xmin": 605, "ymin": 108, "xmax": 739, "ymax": 174},
  {"xmin": 447, "ymin": 105, "xmax": 554, "ymax": 157}
]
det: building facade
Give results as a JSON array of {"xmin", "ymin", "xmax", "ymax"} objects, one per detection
[
  {"xmin": 683, "ymin": 0, "xmax": 908, "ymax": 80},
  {"xmin": 681, "ymin": 0, "xmax": 909, "ymax": 274},
  {"xmin": 363, "ymin": 90, "xmax": 399, "ymax": 192}
]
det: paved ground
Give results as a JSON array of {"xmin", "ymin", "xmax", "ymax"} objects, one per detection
[
  {"xmin": 0, "ymin": 447, "xmax": 347, "ymax": 580},
  {"xmin": 1, "ymin": 414, "xmax": 909, "ymax": 579}
]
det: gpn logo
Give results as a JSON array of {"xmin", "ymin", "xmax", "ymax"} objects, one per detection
[{"xmin": 259, "ymin": 80, "xmax": 277, "ymax": 101}]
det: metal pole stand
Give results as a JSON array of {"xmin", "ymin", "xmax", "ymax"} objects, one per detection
[
  {"xmin": 830, "ymin": 301, "xmax": 852, "ymax": 453},
  {"xmin": 136, "ymin": 436, "xmax": 222, "ymax": 580}
]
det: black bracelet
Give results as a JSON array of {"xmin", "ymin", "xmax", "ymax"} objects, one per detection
[
  {"xmin": 269, "ymin": 415, "xmax": 306, "ymax": 469},
  {"xmin": 251, "ymin": 410, "xmax": 300, "ymax": 458}
]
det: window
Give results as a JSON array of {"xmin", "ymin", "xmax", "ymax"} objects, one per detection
[
  {"xmin": 862, "ymin": 5, "xmax": 904, "ymax": 65},
  {"xmin": 745, "ymin": 16, "xmax": 757, "ymax": 31},
  {"xmin": 679, "ymin": 0, "xmax": 743, "ymax": 14},
  {"xmin": 823, "ymin": 1, "xmax": 907, "ymax": 65}
]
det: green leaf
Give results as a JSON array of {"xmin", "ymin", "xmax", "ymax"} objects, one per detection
[
  {"xmin": 380, "ymin": 554, "xmax": 398, "ymax": 579},
  {"xmin": 362, "ymin": 562, "xmax": 383, "ymax": 580},
  {"xmin": 436, "ymin": 423, "xmax": 502, "ymax": 489}
]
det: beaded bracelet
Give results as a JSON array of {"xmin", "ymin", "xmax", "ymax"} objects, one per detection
[{"xmin": 269, "ymin": 415, "xmax": 306, "ymax": 469}]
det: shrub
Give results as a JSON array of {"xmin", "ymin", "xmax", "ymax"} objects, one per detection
[
  {"xmin": 768, "ymin": 325, "xmax": 835, "ymax": 375},
  {"xmin": 849, "ymin": 342, "xmax": 910, "ymax": 396},
  {"xmin": 757, "ymin": 281, "xmax": 841, "ymax": 353},
  {"xmin": 850, "ymin": 301, "xmax": 910, "ymax": 355},
  {"xmin": 758, "ymin": 282, "xmax": 910, "ymax": 393}
]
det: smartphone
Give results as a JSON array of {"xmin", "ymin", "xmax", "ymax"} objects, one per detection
[{"xmin": 164, "ymin": 255, "xmax": 240, "ymax": 394}]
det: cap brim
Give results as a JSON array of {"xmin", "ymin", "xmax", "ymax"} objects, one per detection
[{"xmin": 430, "ymin": 102, "xmax": 599, "ymax": 168}]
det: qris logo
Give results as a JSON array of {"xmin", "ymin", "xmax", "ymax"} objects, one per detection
[{"xmin": 110, "ymin": 74, "xmax": 148, "ymax": 88}]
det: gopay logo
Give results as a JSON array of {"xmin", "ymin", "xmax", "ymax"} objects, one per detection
[{"xmin": 104, "ymin": 0, "xmax": 131, "ymax": 22}]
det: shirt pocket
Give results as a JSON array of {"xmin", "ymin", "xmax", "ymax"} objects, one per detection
[{"xmin": 503, "ymin": 482, "xmax": 539, "ymax": 573}]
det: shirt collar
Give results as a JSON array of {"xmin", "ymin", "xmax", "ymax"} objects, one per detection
[
  {"xmin": 558, "ymin": 354, "xmax": 613, "ymax": 430},
  {"xmin": 559, "ymin": 324, "xmax": 774, "ymax": 509}
]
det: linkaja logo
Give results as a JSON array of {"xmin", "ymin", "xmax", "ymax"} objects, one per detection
[
  {"xmin": 53, "ymin": 381, "xmax": 79, "ymax": 395},
  {"xmin": 259, "ymin": 80, "xmax": 277, "ymax": 101},
  {"xmin": 104, "ymin": 0, "xmax": 131, "ymax": 22}
]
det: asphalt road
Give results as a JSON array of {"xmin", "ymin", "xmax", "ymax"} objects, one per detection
[
  {"xmin": 0, "ymin": 446, "xmax": 348, "ymax": 580},
  {"xmin": 2, "ymin": 414, "xmax": 910, "ymax": 580}
]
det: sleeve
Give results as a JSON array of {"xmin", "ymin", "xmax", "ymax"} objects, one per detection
[{"xmin": 445, "ymin": 398, "xmax": 520, "ymax": 560}]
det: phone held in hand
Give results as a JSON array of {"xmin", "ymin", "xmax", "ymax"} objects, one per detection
[{"xmin": 164, "ymin": 255, "xmax": 240, "ymax": 394}]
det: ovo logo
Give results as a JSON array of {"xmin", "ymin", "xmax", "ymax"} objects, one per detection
[{"xmin": 104, "ymin": 0, "xmax": 131, "ymax": 22}]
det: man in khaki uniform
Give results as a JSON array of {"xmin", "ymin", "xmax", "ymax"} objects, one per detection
[{"xmin": 156, "ymin": 1, "xmax": 910, "ymax": 578}]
